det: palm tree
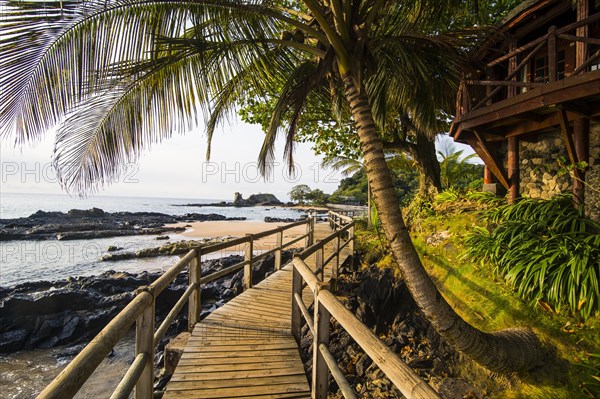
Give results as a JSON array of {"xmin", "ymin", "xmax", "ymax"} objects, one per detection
[{"xmin": 0, "ymin": 0, "xmax": 545, "ymax": 372}]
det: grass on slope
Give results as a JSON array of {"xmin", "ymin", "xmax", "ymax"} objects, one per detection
[{"xmin": 355, "ymin": 205, "xmax": 600, "ymax": 399}]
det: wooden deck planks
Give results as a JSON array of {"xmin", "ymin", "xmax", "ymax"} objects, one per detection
[{"xmin": 163, "ymin": 223, "xmax": 349, "ymax": 399}]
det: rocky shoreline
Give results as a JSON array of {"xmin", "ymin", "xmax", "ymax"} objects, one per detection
[
  {"xmin": 298, "ymin": 266, "xmax": 481, "ymax": 399},
  {"xmin": 0, "ymin": 251, "xmax": 294, "ymax": 353},
  {"xmin": 0, "ymin": 208, "xmax": 247, "ymax": 241}
]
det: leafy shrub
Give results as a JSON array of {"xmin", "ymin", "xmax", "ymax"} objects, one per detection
[
  {"xmin": 434, "ymin": 187, "xmax": 461, "ymax": 203},
  {"xmin": 463, "ymin": 195, "xmax": 600, "ymax": 320},
  {"xmin": 464, "ymin": 190, "xmax": 503, "ymax": 206}
]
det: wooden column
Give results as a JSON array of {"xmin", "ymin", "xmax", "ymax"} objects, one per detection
[
  {"xmin": 508, "ymin": 39, "xmax": 517, "ymax": 98},
  {"xmin": 548, "ymin": 26, "xmax": 557, "ymax": 82},
  {"xmin": 576, "ymin": 0, "xmax": 589, "ymax": 69},
  {"xmin": 274, "ymin": 228, "xmax": 283, "ymax": 270},
  {"xmin": 244, "ymin": 235, "xmax": 253, "ymax": 290},
  {"xmin": 188, "ymin": 249, "xmax": 201, "ymax": 330},
  {"xmin": 508, "ymin": 136, "xmax": 520, "ymax": 204},
  {"xmin": 135, "ymin": 288, "xmax": 155, "ymax": 399},
  {"xmin": 573, "ymin": 118, "xmax": 590, "ymax": 207},
  {"xmin": 484, "ymin": 165, "xmax": 494, "ymax": 184},
  {"xmin": 312, "ymin": 283, "xmax": 330, "ymax": 399}
]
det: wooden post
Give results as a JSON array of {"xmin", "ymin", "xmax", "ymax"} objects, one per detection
[
  {"xmin": 188, "ymin": 249, "xmax": 201, "ymax": 330},
  {"xmin": 330, "ymin": 235, "xmax": 340, "ymax": 294},
  {"xmin": 573, "ymin": 118, "xmax": 589, "ymax": 207},
  {"xmin": 508, "ymin": 136, "xmax": 520, "ymax": 204},
  {"xmin": 548, "ymin": 26, "xmax": 557, "ymax": 82},
  {"xmin": 305, "ymin": 214, "xmax": 312, "ymax": 248},
  {"xmin": 275, "ymin": 228, "xmax": 283, "ymax": 271},
  {"xmin": 508, "ymin": 39, "xmax": 517, "ymax": 98},
  {"xmin": 135, "ymin": 288, "xmax": 155, "ymax": 399},
  {"xmin": 349, "ymin": 225, "xmax": 355, "ymax": 273},
  {"xmin": 291, "ymin": 259, "xmax": 303, "ymax": 342},
  {"xmin": 316, "ymin": 245, "xmax": 324, "ymax": 281},
  {"xmin": 576, "ymin": 0, "xmax": 589, "ymax": 69},
  {"xmin": 309, "ymin": 214, "xmax": 315, "ymax": 246},
  {"xmin": 244, "ymin": 235, "xmax": 253, "ymax": 290},
  {"xmin": 484, "ymin": 165, "xmax": 493, "ymax": 184},
  {"xmin": 312, "ymin": 282, "xmax": 330, "ymax": 399}
]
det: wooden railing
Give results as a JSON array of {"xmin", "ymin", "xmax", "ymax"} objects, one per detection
[
  {"xmin": 291, "ymin": 211, "xmax": 439, "ymax": 399},
  {"xmin": 37, "ymin": 217, "xmax": 314, "ymax": 399},
  {"xmin": 457, "ymin": 12, "xmax": 600, "ymax": 116}
]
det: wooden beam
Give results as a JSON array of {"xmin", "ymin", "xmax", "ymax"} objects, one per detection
[
  {"xmin": 508, "ymin": 136, "xmax": 520, "ymax": 204},
  {"xmin": 573, "ymin": 118, "xmax": 589, "ymax": 206},
  {"xmin": 557, "ymin": 108, "xmax": 578, "ymax": 165},
  {"xmin": 458, "ymin": 70, "xmax": 600, "ymax": 129},
  {"xmin": 467, "ymin": 131, "xmax": 510, "ymax": 189},
  {"xmin": 548, "ymin": 25, "xmax": 557, "ymax": 83},
  {"xmin": 466, "ymin": 80, "xmax": 544, "ymax": 88}
]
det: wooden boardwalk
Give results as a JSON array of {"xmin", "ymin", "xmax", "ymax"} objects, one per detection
[{"xmin": 163, "ymin": 223, "xmax": 345, "ymax": 399}]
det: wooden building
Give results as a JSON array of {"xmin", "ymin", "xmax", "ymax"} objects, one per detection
[{"xmin": 450, "ymin": 0, "xmax": 600, "ymax": 221}]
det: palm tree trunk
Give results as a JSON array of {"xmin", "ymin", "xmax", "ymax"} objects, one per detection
[
  {"xmin": 409, "ymin": 132, "xmax": 441, "ymax": 202},
  {"xmin": 343, "ymin": 76, "xmax": 545, "ymax": 373},
  {"xmin": 367, "ymin": 180, "xmax": 372, "ymax": 227}
]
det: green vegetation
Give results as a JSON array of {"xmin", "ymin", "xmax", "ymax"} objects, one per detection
[
  {"xmin": 356, "ymin": 193, "xmax": 600, "ymax": 398},
  {"xmin": 463, "ymin": 195, "xmax": 600, "ymax": 320},
  {"xmin": 288, "ymin": 184, "xmax": 329, "ymax": 205}
]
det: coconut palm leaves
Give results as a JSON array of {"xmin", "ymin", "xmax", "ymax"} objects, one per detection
[{"xmin": 0, "ymin": 0, "xmax": 469, "ymax": 192}]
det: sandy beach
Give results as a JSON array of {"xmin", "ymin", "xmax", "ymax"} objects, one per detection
[{"xmin": 172, "ymin": 220, "xmax": 309, "ymax": 250}]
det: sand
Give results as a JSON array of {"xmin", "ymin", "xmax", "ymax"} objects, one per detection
[{"xmin": 170, "ymin": 221, "xmax": 308, "ymax": 250}]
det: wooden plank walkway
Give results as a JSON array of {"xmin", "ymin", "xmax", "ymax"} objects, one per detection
[{"xmin": 163, "ymin": 223, "xmax": 347, "ymax": 399}]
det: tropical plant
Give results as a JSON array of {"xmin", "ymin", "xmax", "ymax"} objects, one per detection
[
  {"xmin": 463, "ymin": 195, "xmax": 600, "ymax": 320},
  {"xmin": 0, "ymin": 0, "xmax": 547, "ymax": 372},
  {"xmin": 437, "ymin": 138, "xmax": 482, "ymax": 189}
]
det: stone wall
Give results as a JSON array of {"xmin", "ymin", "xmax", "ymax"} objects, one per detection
[
  {"xmin": 585, "ymin": 122, "xmax": 600, "ymax": 223},
  {"xmin": 519, "ymin": 129, "xmax": 571, "ymax": 200}
]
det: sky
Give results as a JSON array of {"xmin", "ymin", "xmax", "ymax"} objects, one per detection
[
  {"xmin": 0, "ymin": 119, "xmax": 346, "ymax": 201},
  {"xmin": 0, "ymin": 117, "xmax": 477, "ymax": 202}
]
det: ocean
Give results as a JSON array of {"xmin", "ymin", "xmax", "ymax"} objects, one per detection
[{"xmin": 0, "ymin": 192, "xmax": 305, "ymax": 286}]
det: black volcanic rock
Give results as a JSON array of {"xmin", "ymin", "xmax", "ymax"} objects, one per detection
[
  {"xmin": 0, "ymin": 252, "xmax": 294, "ymax": 352},
  {"xmin": 0, "ymin": 208, "xmax": 246, "ymax": 241}
]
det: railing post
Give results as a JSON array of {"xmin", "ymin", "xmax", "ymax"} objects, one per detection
[
  {"xmin": 548, "ymin": 25, "xmax": 557, "ymax": 82},
  {"xmin": 291, "ymin": 259, "xmax": 302, "ymax": 342},
  {"xmin": 312, "ymin": 282, "xmax": 330, "ymax": 399},
  {"xmin": 349, "ymin": 224, "xmax": 355, "ymax": 274},
  {"xmin": 305, "ymin": 213, "xmax": 314, "ymax": 247},
  {"xmin": 188, "ymin": 249, "xmax": 201, "ymax": 330},
  {"xmin": 316, "ymin": 244, "xmax": 324, "ymax": 281},
  {"xmin": 313, "ymin": 213, "xmax": 316, "ymax": 242},
  {"xmin": 275, "ymin": 228, "xmax": 283, "ymax": 271},
  {"xmin": 333, "ymin": 234, "xmax": 340, "ymax": 292},
  {"xmin": 244, "ymin": 234, "xmax": 253, "ymax": 290},
  {"xmin": 135, "ymin": 287, "xmax": 155, "ymax": 399}
]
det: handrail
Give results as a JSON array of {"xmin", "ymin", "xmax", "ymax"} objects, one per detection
[
  {"xmin": 38, "ymin": 216, "xmax": 314, "ymax": 399},
  {"xmin": 291, "ymin": 211, "xmax": 439, "ymax": 399}
]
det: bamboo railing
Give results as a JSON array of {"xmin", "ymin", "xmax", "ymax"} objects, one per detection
[
  {"xmin": 37, "ymin": 217, "xmax": 314, "ymax": 399},
  {"xmin": 292, "ymin": 211, "xmax": 440, "ymax": 399}
]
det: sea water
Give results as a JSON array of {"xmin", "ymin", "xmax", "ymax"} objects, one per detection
[{"xmin": 0, "ymin": 192, "xmax": 304, "ymax": 286}]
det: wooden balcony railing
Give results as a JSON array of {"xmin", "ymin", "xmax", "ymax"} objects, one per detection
[{"xmin": 456, "ymin": 12, "xmax": 600, "ymax": 118}]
